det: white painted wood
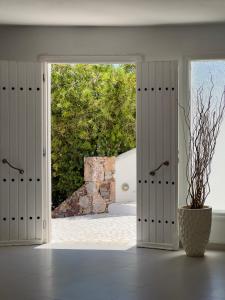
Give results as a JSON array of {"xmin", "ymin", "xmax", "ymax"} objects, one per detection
[
  {"xmin": 0, "ymin": 61, "xmax": 10, "ymax": 241},
  {"xmin": 18, "ymin": 62, "xmax": 27, "ymax": 240},
  {"xmin": 148, "ymin": 62, "xmax": 157, "ymax": 243},
  {"xmin": 137, "ymin": 61, "xmax": 179, "ymax": 250},
  {"xmin": 163, "ymin": 61, "xmax": 172, "ymax": 244},
  {"xmin": 39, "ymin": 55, "xmax": 143, "ymax": 64},
  {"xmin": 155, "ymin": 62, "xmax": 164, "ymax": 244},
  {"xmin": 170, "ymin": 61, "xmax": 178, "ymax": 246},
  {"xmin": 35, "ymin": 63, "xmax": 43, "ymax": 240},
  {"xmin": 26, "ymin": 63, "xmax": 36, "ymax": 240},
  {"xmin": 42, "ymin": 62, "xmax": 51, "ymax": 243},
  {"xmin": 141, "ymin": 63, "xmax": 149, "ymax": 242},
  {"xmin": 136, "ymin": 63, "xmax": 142, "ymax": 244},
  {"xmin": 0, "ymin": 61, "xmax": 43, "ymax": 245},
  {"xmin": 9, "ymin": 61, "xmax": 19, "ymax": 240}
]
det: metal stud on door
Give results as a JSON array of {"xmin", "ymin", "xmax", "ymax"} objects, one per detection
[
  {"xmin": 136, "ymin": 61, "xmax": 178, "ymax": 250},
  {"xmin": 0, "ymin": 61, "xmax": 43, "ymax": 245}
]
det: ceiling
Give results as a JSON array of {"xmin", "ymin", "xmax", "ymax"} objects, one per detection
[{"xmin": 0, "ymin": 0, "xmax": 225, "ymax": 26}]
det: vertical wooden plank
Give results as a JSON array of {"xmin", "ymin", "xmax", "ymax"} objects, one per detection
[
  {"xmin": 136, "ymin": 63, "xmax": 143, "ymax": 243},
  {"xmin": 141, "ymin": 63, "xmax": 149, "ymax": 242},
  {"xmin": 170, "ymin": 61, "xmax": 178, "ymax": 247},
  {"xmin": 149, "ymin": 62, "xmax": 157, "ymax": 243},
  {"xmin": 155, "ymin": 62, "xmax": 164, "ymax": 243},
  {"xmin": 35, "ymin": 63, "xmax": 43, "ymax": 240},
  {"xmin": 26, "ymin": 63, "xmax": 36, "ymax": 240},
  {"xmin": 9, "ymin": 61, "xmax": 19, "ymax": 241},
  {"xmin": 162, "ymin": 61, "xmax": 172, "ymax": 244},
  {"xmin": 18, "ymin": 62, "xmax": 27, "ymax": 240},
  {"xmin": 0, "ymin": 61, "xmax": 10, "ymax": 241}
]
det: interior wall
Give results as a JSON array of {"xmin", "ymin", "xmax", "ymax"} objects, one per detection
[
  {"xmin": 1, "ymin": 24, "xmax": 225, "ymax": 244},
  {"xmin": 0, "ymin": 24, "xmax": 225, "ymax": 61}
]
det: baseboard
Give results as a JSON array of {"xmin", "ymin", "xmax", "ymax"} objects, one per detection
[
  {"xmin": 137, "ymin": 241, "xmax": 179, "ymax": 251},
  {"xmin": 179, "ymin": 240, "xmax": 225, "ymax": 251},
  {"xmin": 0, "ymin": 240, "xmax": 43, "ymax": 247},
  {"xmin": 206, "ymin": 242, "xmax": 225, "ymax": 251}
]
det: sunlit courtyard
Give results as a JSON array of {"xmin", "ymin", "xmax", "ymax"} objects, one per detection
[{"xmin": 51, "ymin": 202, "xmax": 136, "ymax": 248}]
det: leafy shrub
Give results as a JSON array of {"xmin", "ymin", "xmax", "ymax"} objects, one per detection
[{"xmin": 51, "ymin": 64, "xmax": 136, "ymax": 208}]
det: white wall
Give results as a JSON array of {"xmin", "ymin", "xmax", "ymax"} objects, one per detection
[
  {"xmin": 1, "ymin": 25, "xmax": 225, "ymax": 61},
  {"xmin": 210, "ymin": 213, "xmax": 225, "ymax": 244},
  {"xmin": 115, "ymin": 149, "xmax": 136, "ymax": 203},
  {"xmin": 1, "ymin": 24, "xmax": 225, "ymax": 244}
]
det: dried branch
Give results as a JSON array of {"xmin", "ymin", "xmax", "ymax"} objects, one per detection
[{"xmin": 180, "ymin": 81, "xmax": 225, "ymax": 209}]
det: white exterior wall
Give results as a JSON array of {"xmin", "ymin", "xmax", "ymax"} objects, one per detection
[{"xmin": 115, "ymin": 149, "xmax": 136, "ymax": 203}]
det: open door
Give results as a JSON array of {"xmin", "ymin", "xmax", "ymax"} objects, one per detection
[
  {"xmin": 0, "ymin": 61, "xmax": 43, "ymax": 245},
  {"xmin": 137, "ymin": 61, "xmax": 179, "ymax": 250}
]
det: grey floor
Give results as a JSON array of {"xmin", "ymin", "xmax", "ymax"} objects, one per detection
[{"xmin": 0, "ymin": 244, "xmax": 225, "ymax": 300}]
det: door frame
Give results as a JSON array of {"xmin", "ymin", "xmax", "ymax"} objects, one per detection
[{"xmin": 40, "ymin": 55, "xmax": 143, "ymax": 243}]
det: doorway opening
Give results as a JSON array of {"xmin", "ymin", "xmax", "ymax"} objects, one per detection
[{"xmin": 49, "ymin": 63, "xmax": 137, "ymax": 249}]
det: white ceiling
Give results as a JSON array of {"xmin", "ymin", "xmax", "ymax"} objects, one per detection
[{"xmin": 0, "ymin": 0, "xmax": 225, "ymax": 26}]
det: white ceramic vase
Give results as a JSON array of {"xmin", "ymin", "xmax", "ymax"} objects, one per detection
[{"xmin": 178, "ymin": 206, "xmax": 212, "ymax": 257}]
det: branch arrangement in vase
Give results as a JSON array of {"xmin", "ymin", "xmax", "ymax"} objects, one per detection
[{"xmin": 179, "ymin": 79, "xmax": 225, "ymax": 257}]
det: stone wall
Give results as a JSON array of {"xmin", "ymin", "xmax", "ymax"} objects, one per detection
[{"xmin": 52, "ymin": 157, "xmax": 115, "ymax": 218}]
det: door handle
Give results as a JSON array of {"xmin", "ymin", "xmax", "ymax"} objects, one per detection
[
  {"xmin": 2, "ymin": 158, "xmax": 24, "ymax": 174},
  {"xmin": 149, "ymin": 161, "xmax": 169, "ymax": 176}
]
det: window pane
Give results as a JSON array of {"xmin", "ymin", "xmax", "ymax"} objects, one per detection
[{"xmin": 191, "ymin": 60, "xmax": 225, "ymax": 211}]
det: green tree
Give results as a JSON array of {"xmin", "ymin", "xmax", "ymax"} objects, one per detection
[{"xmin": 51, "ymin": 64, "xmax": 136, "ymax": 208}]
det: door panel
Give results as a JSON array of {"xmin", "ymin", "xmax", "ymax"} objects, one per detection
[
  {"xmin": 0, "ymin": 61, "xmax": 43, "ymax": 245},
  {"xmin": 137, "ymin": 61, "xmax": 178, "ymax": 250}
]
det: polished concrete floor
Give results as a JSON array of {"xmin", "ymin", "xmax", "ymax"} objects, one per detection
[{"xmin": 0, "ymin": 244, "xmax": 225, "ymax": 300}]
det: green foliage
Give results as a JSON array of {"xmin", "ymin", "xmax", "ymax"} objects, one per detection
[{"xmin": 51, "ymin": 64, "xmax": 136, "ymax": 208}]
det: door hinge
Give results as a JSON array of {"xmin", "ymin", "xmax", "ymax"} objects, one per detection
[
  {"xmin": 43, "ymin": 220, "xmax": 46, "ymax": 229},
  {"xmin": 43, "ymin": 73, "xmax": 45, "ymax": 82},
  {"xmin": 43, "ymin": 148, "xmax": 46, "ymax": 157}
]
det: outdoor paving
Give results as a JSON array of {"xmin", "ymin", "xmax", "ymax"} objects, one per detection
[{"xmin": 51, "ymin": 202, "xmax": 136, "ymax": 247}]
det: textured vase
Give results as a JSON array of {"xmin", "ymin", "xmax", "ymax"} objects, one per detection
[{"xmin": 178, "ymin": 206, "xmax": 212, "ymax": 257}]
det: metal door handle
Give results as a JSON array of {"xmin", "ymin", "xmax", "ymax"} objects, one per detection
[
  {"xmin": 150, "ymin": 161, "xmax": 169, "ymax": 176},
  {"xmin": 2, "ymin": 158, "xmax": 24, "ymax": 174}
]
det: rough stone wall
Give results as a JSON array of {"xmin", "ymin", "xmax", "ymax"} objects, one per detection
[{"xmin": 52, "ymin": 157, "xmax": 115, "ymax": 218}]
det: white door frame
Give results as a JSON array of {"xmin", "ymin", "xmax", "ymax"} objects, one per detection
[
  {"xmin": 40, "ymin": 53, "xmax": 225, "ymax": 246},
  {"xmin": 40, "ymin": 55, "xmax": 143, "ymax": 243}
]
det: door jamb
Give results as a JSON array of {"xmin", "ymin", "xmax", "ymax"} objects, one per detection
[{"xmin": 41, "ymin": 55, "xmax": 143, "ymax": 243}]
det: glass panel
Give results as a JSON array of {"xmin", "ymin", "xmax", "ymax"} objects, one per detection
[{"xmin": 191, "ymin": 60, "xmax": 225, "ymax": 211}]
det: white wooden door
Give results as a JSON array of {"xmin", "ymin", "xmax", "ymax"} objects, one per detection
[
  {"xmin": 0, "ymin": 61, "xmax": 43, "ymax": 245},
  {"xmin": 137, "ymin": 61, "xmax": 179, "ymax": 250}
]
